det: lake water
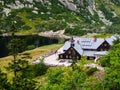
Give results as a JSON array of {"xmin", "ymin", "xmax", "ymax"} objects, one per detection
[{"xmin": 0, "ymin": 35, "xmax": 59, "ymax": 58}]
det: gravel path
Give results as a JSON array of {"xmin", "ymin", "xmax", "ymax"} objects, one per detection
[
  {"xmin": 84, "ymin": 63, "xmax": 104, "ymax": 71},
  {"xmin": 44, "ymin": 53, "xmax": 72, "ymax": 66}
]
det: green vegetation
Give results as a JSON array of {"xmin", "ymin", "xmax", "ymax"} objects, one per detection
[
  {"xmin": 0, "ymin": 44, "xmax": 63, "ymax": 71},
  {"xmin": 111, "ymin": 0, "xmax": 120, "ymax": 6},
  {"xmin": 1, "ymin": 37, "xmax": 120, "ymax": 89},
  {"xmin": 86, "ymin": 67, "xmax": 98, "ymax": 75},
  {"xmin": 32, "ymin": 60, "xmax": 49, "ymax": 77},
  {"xmin": 99, "ymin": 39, "xmax": 120, "ymax": 89},
  {"xmin": 0, "ymin": 70, "xmax": 10, "ymax": 89},
  {"xmin": 65, "ymin": 26, "xmax": 87, "ymax": 36},
  {"xmin": 0, "ymin": 0, "xmax": 120, "ymax": 36},
  {"xmin": 99, "ymin": 4, "xmax": 120, "ymax": 25},
  {"xmin": 0, "ymin": 0, "xmax": 120, "ymax": 89},
  {"xmin": 0, "ymin": 27, "xmax": 37, "ymax": 89},
  {"xmin": 96, "ymin": 34, "xmax": 112, "ymax": 38},
  {"xmin": 27, "ymin": 45, "xmax": 36, "ymax": 50}
]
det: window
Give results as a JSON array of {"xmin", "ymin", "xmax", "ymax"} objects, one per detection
[
  {"xmin": 101, "ymin": 48, "xmax": 103, "ymax": 51},
  {"xmin": 104, "ymin": 44, "xmax": 107, "ymax": 46},
  {"xmin": 60, "ymin": 55, "xmax": 63, "ymax": 58},
  {"xmin": 71, "ymin": 48, "xmax": 73, "ymax": 50},
  {"xmin": 68, "ymin": 51, "xmax": 71, "ymax": 54},
  {"xmin": 105, "ymin": 48, "xmax": 108, "ymax": 51},
  {"xmin": 66, "ymin": 55, "xmax": 68, "ymax": 58},
  {"xmin": 77, "ymin": 56, "xmax": 79, "ymax": 59}
]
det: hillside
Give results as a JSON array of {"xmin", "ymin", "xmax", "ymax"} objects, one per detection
[
  {"xmin": 0, "ymin": 0, "xmax": 120, "ymax": 35},
  {"xmin": 1, "ymin": 1, "xmax": 120, "ymax": 89}
]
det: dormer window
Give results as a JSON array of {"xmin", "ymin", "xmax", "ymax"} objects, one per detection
[
  {"xmin": 71, "ymin": 44, "xmax": 74, "ymax": 47},
  {"xmin": 64, "ymin": 50, "xmax": 66, "ymax": 52},
  {"xmin": 60, "ymin": 55, "xmax": 63, "ymax": 58}
]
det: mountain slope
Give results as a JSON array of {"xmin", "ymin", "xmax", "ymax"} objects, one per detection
[{"xmin": 0, "ymin": 0, "xmax": 120, "ymax": 35}]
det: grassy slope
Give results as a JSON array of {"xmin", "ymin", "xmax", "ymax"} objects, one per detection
[
  {"xmin": 0, "ymin": 44, "xmax": 62, "ymax": 82},
  {"xmin": 110, "ymin": 5, "xmax": 120, "ymax": 15},
  {"xmin": 17, "ymin": 11, "xmax": 36, "ymax": 34},
  {"xmin": 0, "ymin": 44, "xmax": 63, "ymax": 71}
]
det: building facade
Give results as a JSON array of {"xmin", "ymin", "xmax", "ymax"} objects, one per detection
[
  {"xmin": 58, "ymin": 35, "xmax": 118, "ymax": 60},
  {"xmin": 59, "ymin": 46, "xmax": 81, "ymax": 60}
]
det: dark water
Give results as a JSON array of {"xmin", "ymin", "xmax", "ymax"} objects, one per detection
[{"xmin": 0, "ymin": 35, "xmax": 59, "ymax": 58}]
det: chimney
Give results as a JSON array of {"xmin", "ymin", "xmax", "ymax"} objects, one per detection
[
  {"xmin": 94, "ymin": 36, "xmax": 97, "ymax": 42},
  {"xmin": 71, "ymin": 37, "xmax": 75, "ymax": 47}
]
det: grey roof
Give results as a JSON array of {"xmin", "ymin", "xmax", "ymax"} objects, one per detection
[
  {"xmin": 63, "ymin": 41, "xmax": 83, "ymax": 55},
  {"xmin": 63, "ymin": 41, "xmax": 70, "ymax": 51},
  {"xmin": 83, "ymin": 51, "xmax": 108, "ymax": 57},
  {"xmin": 74, "ymin": 37, "xmax": 105, "ymax": 49},
  {"xmin": 111, "ymin": 35, "xmax": 118, "ymax": 40},
  {"xmin": 61, "ymin": 35, "xmax": 119, "ymax": 57},
  {"xmin": 106, "ymin": 35, "xmax": 118, "ymax": 45},
  {"xmin": 73, "ymin": 42, "xmax": 83, "ymax": 55},
  {"xmin": 94, "ymin": 51, "xmax": 108, "ymax": 56},
  {"xmin": 106, "ymin": 38, "xmax": 114, "ymax": 45},
  {"xmin": 83, "ymin": 51, "xmax": 97, "ymax": 56}
]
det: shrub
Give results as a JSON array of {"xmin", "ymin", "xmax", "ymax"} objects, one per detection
[
  {"xmin": 100, "ymin": 55, "xmax": 111, "ymax": 67},
  {"xmin": 58, "ymin": 39, "xmax": 64, "ymax": 44},
  {"xmin": 22, "ymin": 26, "xmax": 32, "ymax": 30},
  {"xmin": 65, "ymin": 27, "xmax": 87, "ymax": 36},
  {"xmin": 0, "ymin": 70, "xmax": 10, "ymax": 89},
  {"xmin": 86, "ymin": 67, "xmax": 98, "ymax": 75},
  {"xmin": 22, "ymin": 60, "xmax": 49, "ymax": 78},
  {"xmin": 27, "ymin": 45, "xmax": 35, "ymax": 50},
  {"xmin": 47, "ymin": 68, "xmax": 63, "ymax": 84},
  {"xmin": 34, "ymin": 60, "xmax": 49, "ymax": 76}
]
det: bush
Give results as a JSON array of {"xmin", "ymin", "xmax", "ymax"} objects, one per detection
[
  {"xmin": 86, "ymin": 67, "xmax": 98, "ymax": 75},
  {"xmin": 47, "ymin": 68, "xmax": 64, "ymax": 84},
  {"xmin": 0, "ymin": 70, "xmax": 10, "ymax": 89},
  {"xmin": 27, "ymin": 45, "xmax": 35, "ymax": 50},
  {"xmin": 58, "ymin": 39, "xmax": 64, "ymax": 44},
  {"xmin": 34, "ymin": 60, "xmax": 49, "ymax": 76},
  {"xmin": 100, "ymin": 55, "xmax": 111, "ymax": 67},
  {"xmin": 22, "ymin": 25, "xmax": 32, "ymax": 30},
  {"xmin": 22, "ymin": 60, "xmax": 49, "ymax": 78},
  {"xmin": 65, "ymin": 27, "xmax": 87, "ymax": 36}
]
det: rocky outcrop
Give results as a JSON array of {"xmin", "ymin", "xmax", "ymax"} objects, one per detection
[
  {"xmin": 58, "ymin": 0, "xmax": 77, "ymax": 11},
  {"xmin": 39, "ymin": 30, "xmax": 70, "ymax": 39}
]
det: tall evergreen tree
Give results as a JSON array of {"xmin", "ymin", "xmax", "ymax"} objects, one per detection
[{"xmin": 7, "ymin": 24, "xmax": 37, "ymax": 89}]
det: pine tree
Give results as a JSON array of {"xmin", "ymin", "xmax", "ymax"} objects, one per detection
[{"xmin": 7, "ymin": 24, "xmax": 37, "ymax": 89}]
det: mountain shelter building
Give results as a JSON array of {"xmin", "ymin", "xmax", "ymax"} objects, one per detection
[{"xmin": 58, "ymin": 35, "xmax": 119, "ymax": 61}]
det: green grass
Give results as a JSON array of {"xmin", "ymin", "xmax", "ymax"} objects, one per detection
[
  {"xmin": 96, "ymin": 34, "xmax": 112, "ymax": 38},
  {"xmin": 110, "ymin": 5, "xmax": 120, "ymax": 15},
  {"xmin": 0, "ymin": 44, "xmax": 63, "ymax": 71},
  {"xmin": 17, "ymin": 11, "xmax": 36, "ymax": 34},
  {"xmin": 0, "ymin": 44, "xmax": 63, "ymax": 82}
]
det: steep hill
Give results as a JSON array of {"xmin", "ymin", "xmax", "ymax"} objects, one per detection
[{"xmin": 0, "ymin": 0, "xmax": 120, "ymax": 35}]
